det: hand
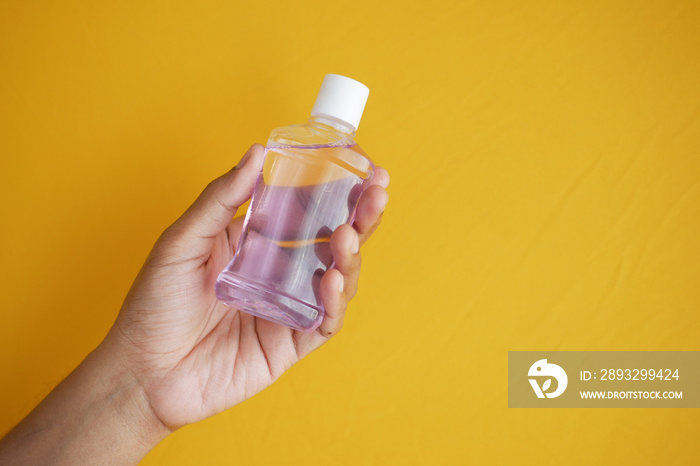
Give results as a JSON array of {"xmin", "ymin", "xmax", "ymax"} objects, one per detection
[
  {"xmin": 0, "ymin": 144, "xmax": 388, "ymax": 464},
  {"xmin": 109, "ymin": 144, "xmax": 390, "ymax": 430}
]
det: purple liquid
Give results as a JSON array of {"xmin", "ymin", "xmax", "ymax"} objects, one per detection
[{"xmin": 216, "ymin": 144, "xmax": 372, "ymax": 331}]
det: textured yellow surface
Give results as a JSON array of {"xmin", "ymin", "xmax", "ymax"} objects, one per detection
[{"xmin": 1, "ymin": 1, "xmax": 699, "ymax": 464}]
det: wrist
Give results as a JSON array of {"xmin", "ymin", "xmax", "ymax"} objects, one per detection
[
  {"xmin": 0, "ymin": 331, "xmax": 171, "ymax": 465},
  {"xmin": 94, "ymin": 330, "xmax": 173, "ymax": 448}
]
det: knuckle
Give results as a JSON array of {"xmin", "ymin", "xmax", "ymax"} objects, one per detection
[
  {"xmin": 344, "ymin": 253, "xmax": 361, "ymax": 275},
  {"xmin": 160, "ymin": 224, "xmax": 183, "ymax": 243},
  {"xmin": 354, "ymin": 252, "xmax": 362, "ymax": 269},
  {"xmin": 204, "ymin": 178, "xmax": 220, "ymax": 194}
]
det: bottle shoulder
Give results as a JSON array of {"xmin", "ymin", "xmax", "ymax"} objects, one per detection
[
  {"xmin": 267, "ymin": 121, "xmax": 356, "ymax": 148},
  {"xmin": 265, "ymin": 122, "xmax": 373, "ymax": 179}
]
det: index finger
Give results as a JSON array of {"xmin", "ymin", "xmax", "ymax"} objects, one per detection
[{"xmin": 353, "ymin": 166, "xmax": 390, "ymax": 245}]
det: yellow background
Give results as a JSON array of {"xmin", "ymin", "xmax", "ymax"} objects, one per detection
[{"xmin": 1, "ymin": 0, "xmax": 699, "ymax": 464}]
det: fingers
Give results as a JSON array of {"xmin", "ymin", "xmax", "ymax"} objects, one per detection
[
  {"xmin": 370, "ymin": 166, "xmax": 390, "ymax": 191},
  {"xmin": 353, "ymin": 166, "xmax": 389, "ymax": 245},
  {"xmin": 290, "ymin": 166, "xmax": 390, "ymax": 358},
  {"xmin": 353, "ymin": 185, "xmax": 389, "ymax": 245},
  {"xmin": 164, "ymin": 144, "xmax": 265, "ymax": 260},
  {"xmin": 225, "ymin": 216, "xmax": 246, "ymax": 250},
  {"xmin": 316, "ymin": 269, "xmax": 346, "ymax": 338},
  {"xmin": 290, "ymin": 269, "xmax": 345, "ymax": 358},
  {"xmin": 330, "ymin": 224, "xmax": 361, "ymax": 300},
  {"xmin": 297, "ymin": 226, "xmax": 359, "ymax": 347}
]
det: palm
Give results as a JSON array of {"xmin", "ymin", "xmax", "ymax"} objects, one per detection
[{"xmin": 116, "ymin": 218, "xmax": 334, "ymax": 428}]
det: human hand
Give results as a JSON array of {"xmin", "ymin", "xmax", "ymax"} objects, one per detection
[{"xmin": 108, "ymin": 144, "xmax": 390, "ymax": 431}]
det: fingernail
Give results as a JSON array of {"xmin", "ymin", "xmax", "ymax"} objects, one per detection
[
  {"xmin": 380, "ymin": 173, "xmax": 390, "ymax": 189},
  {"xmin": 338, "ymin": 276, "xmax": 345, "ymax": 293},
  {"xmin": 350, "ymin": 232, "xmax": 359, "ymax": 255},
  {"xmin": 236, "ymin": 147, "xmax": 253, "ymax": 169}
]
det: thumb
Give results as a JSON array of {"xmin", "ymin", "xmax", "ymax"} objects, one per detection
[{"xmin": 166, "ymin": 144, "xmax": 265, "ymax": 255}]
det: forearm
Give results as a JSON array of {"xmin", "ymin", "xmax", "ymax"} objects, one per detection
[{"xmin": 0, "ymin": 333, "xmax": 170, "ymax": 465}]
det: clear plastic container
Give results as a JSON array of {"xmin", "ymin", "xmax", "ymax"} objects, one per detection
[{"xmin": 215, "ymin": 75, "xmax": 373, "ymax": 332}]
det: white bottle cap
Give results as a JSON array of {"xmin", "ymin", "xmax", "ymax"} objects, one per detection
[{"xmin": 311, "ymin": 74, "xmax": 370, "ymax": 131}]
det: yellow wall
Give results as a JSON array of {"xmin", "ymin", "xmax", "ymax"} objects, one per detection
[{"xmin": 1, "ymin": 1, "xmax": 698, "ymax": 464}]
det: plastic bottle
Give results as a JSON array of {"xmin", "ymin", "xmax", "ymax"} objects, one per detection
[{"xmin": 215, "ymin": 74, "xmax": 374, "ymax": 332}]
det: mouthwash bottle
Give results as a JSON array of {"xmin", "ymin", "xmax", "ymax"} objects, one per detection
[{"xmin": 215, "ymin": 74, "xmax": 374, "ymax": 332}]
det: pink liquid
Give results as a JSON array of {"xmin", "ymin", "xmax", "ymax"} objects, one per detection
[{"xmin": 215, "ymin": 144, "xmax": 372, "ymax": 331}]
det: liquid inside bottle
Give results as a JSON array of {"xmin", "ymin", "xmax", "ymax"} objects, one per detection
[{"xmin": 216, "ymin": 114, "xmax": 374, "ymax": 331}]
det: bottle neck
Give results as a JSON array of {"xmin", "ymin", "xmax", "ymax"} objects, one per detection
[{"xmin": 308, "ymin": 114, "xmax": 356, "ymax": 137}]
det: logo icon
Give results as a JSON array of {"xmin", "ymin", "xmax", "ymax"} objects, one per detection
[{"xmin": 528, "ymin": 359, "xmax": 568, "ymax": 398}]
